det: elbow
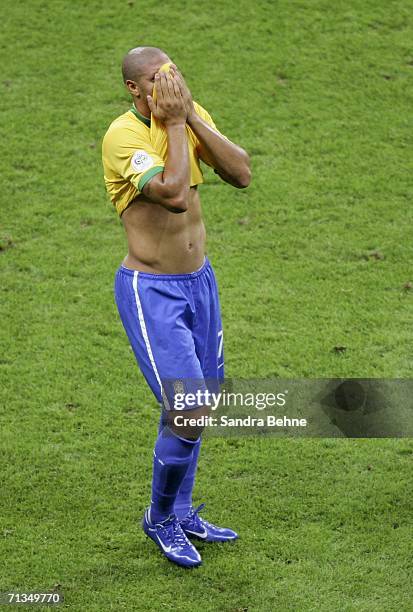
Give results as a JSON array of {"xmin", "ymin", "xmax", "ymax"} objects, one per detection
[
  {"xmin": 158, "ymin": 183, "xmax": 189, "ymax": 213},
  {"xmin": 238, "ymin": 168, "xmax": 252, "ymax": 189},
  {"xmin": 235, "ymin": 164, "xmax": 252, "ymax": 189},
  {"xmin": 235, "ymin": 151, "xmax": 251, "ymax": 188},
  {"xmin": 164, "ymin": 195, "xmax": 188, "ymax": 214}
]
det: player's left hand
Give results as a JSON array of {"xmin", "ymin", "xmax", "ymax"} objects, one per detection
[{"xmin": 170, "ymin": 65, "xmax": 196, "ymax": 123}]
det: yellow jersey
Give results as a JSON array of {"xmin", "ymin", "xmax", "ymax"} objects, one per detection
[{"xmin": 102, "ymin": 101, "xmax": 224, "ymax": 216}]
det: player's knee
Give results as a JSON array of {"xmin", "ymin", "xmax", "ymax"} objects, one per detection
[{"xmin": 167, "ymin": 404, "xmax": 211, "ymax": 441}]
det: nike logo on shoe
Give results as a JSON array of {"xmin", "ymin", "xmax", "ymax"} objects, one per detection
[
  {"xmin": 142, "ymin": 508, "xmax": 202, "ymax": 567},
  {"xmin": 180, "ymin": 504, "xmax": 239, "ymax": 543},
  {"xmin": 184, "ymin": 527, "xmax": 208, "ymax": 539},
  {"xmin": 156, "ymin": 536, "xmax": 173, "ymax": 554}
]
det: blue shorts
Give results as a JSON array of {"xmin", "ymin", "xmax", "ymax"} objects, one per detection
[{"xmin": 114, "ymin": 257, "xmax": 224, "ymax": 411}]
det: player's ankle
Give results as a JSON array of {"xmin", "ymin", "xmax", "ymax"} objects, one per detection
[
  {"xmin": 174, "ymin": 505, "xmax": 192, "ymax": 521},
  {"xmin": 149, "ymin": 506, "xmax": 172, "ymax": 525}
]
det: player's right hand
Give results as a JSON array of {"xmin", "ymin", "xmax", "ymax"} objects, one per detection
[{"xmin": 147, "ymin": 72, "xmax": 187, "ymax": 126}]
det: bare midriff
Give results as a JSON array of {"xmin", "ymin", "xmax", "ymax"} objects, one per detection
[{"xmin": 121, "ymin": 186, "xmax": 206, "ymax": 274}]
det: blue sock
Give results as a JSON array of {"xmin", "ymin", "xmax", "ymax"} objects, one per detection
[
  {"xmin": 174, "ymin": 438, "xmax": 201, "ymax": 520},
  {"xmin": 149, "ymin": 426, "xmax": 198, "ymax": 524}
]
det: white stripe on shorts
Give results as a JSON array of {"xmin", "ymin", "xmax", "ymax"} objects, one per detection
[{"xmin": 132, "ymin": 271, "xmax": 170, "ymax": 410}]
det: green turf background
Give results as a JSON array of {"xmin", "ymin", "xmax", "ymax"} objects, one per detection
[{"xmin": 1, "ymin": 0, "xmax": 412, "ymax": 610}]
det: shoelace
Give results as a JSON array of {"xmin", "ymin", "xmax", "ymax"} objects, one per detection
[
  {"xmin": 186, "ymin": 503, "xmax": 214, "ymax": 529},
  {"xmin": 160, "ymin": 519, "xmax": 191, "ymax": 549}
]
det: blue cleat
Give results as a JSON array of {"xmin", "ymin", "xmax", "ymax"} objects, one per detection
[
  {"xmin": 142, "ymin": 508, "xmax": 202, "ymax": 568},
  {"xmin": 180, "ymin": 504, "xmax": 239, "ymax": 543}
]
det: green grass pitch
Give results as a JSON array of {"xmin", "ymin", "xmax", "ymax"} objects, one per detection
[{"xmin": 1, "ymin": 0, "xmax": 412, "ymax": 610}]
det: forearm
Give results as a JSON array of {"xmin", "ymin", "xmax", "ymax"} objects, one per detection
[
  {"xmin": 161, "ymin": 124, "xmax": 190, "ymax": 205},
  {"xmin": 188, "ymin": 114, "xmax": 251, "ymax": 188},
  {"xmin": 143, "ymin": 123, "xmax": 190, "ymax": 211}
]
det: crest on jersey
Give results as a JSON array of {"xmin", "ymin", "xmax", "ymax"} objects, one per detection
[
  {"xmin": 173, "ymin": 379, "xmax": 185, "ymax": 396},
  {"xmin": 131, "ymin": 150, "xmax": 153, "ymax": 173}
]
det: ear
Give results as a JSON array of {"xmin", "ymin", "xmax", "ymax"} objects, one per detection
[{"xmin": 125, "ymin": 79, "xmax": 140, "ymax": 97}]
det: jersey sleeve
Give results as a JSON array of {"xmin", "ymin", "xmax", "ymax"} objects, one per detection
[
  {"xmin": 103, "ymin": 124, "xmax": 165, "ymax": 194},
  {"xmin": 192, "ymin": 102, "xmax": 229, "ymax": 169}
]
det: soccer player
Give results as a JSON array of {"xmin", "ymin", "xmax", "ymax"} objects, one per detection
[{"xmin": 102, "ymin": 46, "xmax": 251, "ymax": 568}]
